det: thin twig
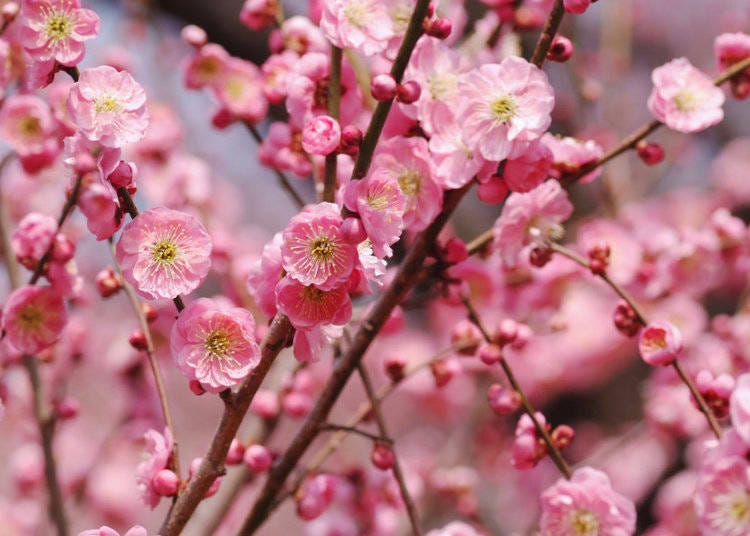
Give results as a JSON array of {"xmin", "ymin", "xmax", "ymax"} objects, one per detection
[
  {"xmin": 319, "ymin": 423, "xmax": 391, "ymax": 444},
  {"xmin": 530, "ymin": 0, "xmax": 565, "ymax": 68},
  {"xmin": 107, "ymin": 238, "xmax": 182, "ymax": 479},
  {"xmin": 548, "ymin": 242, "xmax": 722, "ymax": 438},
  {"xmin": 357, "ymin": 364, "xmax": 422, "ymax": 535},
  {"xmin": 460, "ymin": 294, "xmax": 573, "ymax": 479},
  {"xmin": 323, "ymin": 46, "xmax": 342, "ymax": 203},
  {"xmin": 244, "ymin": 122, "xmax": 306, "ymax": 209}
]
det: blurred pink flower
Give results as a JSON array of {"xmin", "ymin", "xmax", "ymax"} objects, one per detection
[
  {"xmin": 170, "ymin": 298, "xmax": 260, "ymax": 392},
  {"xmin": 115, "ymin": 206, "xmax": 212, "ymax": 300},
  {"xmin": 0, "ymin": 94, "xmax": 55, "ymax": 157},
  {"xmin": 639, "ymin": 321, "xmax": 683, "ymax": 366},
  {"xmin": 135, "ymin": 428, "xmax": 173, "ymax": 509},
  {"xmin": 2, "ymin": 285, "xmax": 67, "ymax": 354},
  {"xmin": 648, "ymin": 58, "xmax": 725, "ymax": 133},
  {"xmin": 695, "ymin": 456, "xmax": 750, "ymax": 536},
  {"xmin": 68, "ymin": 66, "xmax": 149, "ymax": 148}
]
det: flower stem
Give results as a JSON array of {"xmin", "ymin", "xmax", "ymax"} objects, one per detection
[
  {"xmin": 323, "ymin": 46, "xmax": 342, "ymax": 203},
  {"xmin": 530, "ymin": 0, "xmax": 565, "ymax": 68}
]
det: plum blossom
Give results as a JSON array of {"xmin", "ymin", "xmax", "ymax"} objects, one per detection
[
  {"xmin": 457, "ymin": 56, "xmax": 554, "ymax": 162},
  {"xmin": 301, "ymin": 114, "xmax": 341, "ymax": 155},
  {"xmin": 695, "ymin": 456, "xmax": 750, "ymax": 536},
  {"xmin": 320, "ymin": 0, "xmax": 394, "ymax": 57},
  {"xmin": 730, "ymin": 373, "xmax": 750, "ymax": 444},
  {"xmin": 0, "ymin": 95, "xmax": 56, "ymax": 157},
  {"xmin": 275, "ymin": 277, "xmax": 352, "ymax": 329},
  {"xmin": 2, "ymin": 285, "xmax": 67, "ymax": 354},
  {"xmin": 115, "ymin": 207, "xmax": 212, "ymax": 300},
  {"xmin": 639, "ymin": 321, "xmax": 683, "ymax": 366},
  {"xmin": 135, "ymin": 428, "xmax": 173, "ymax": 509},
  {"xmin": 647, "ymin": 58, "xmax": 725, "ymax": 133},
  {"xmin": 68, "ymin": 65, "xmax": 149, "ymax": 148},
  {"xmin": 170, "ymin": 298, "xmax": 261, "ymax": 392},
  {"xmin": 540, "ymin": 467, "xmax": 637, "ymax": 535},
  {"xmin": 20, "ymin": 0, "xmax": 100, "ymax": 66},
  {"xmin": 211, "ymin": 57, "xmax": 268, "ymax": 123},
  {"xmin": 493, "ymin": 180, "xmax": 574, "ymax": 265},
  {"xmin": 78, "ymin": 527, "xmax": 147, "ymax": 536},
  {"xmin": 542, "ymin": 133, "xmax": 604, "ymax": 184}
]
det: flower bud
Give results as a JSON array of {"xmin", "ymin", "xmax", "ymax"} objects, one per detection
[
  {"xmin": 529, "ymin": 246, "xmax": 553, "ymax": 267},
  {"xmin": 53, "ymin": 397, "xmax": 80, "ymax": 420},
  {"xmin": 371, "ymin": 442, "xmax": 395, "ymax": 471},
  {"xmin": 450, "ymin": 319, "xmax": 482, "ymax": 356},
  {"xmin": 551, "ymin": 424, "xmax": 575, "ymax": 449},
  {"xmin": 244, "ymin": 444, "xmax": 273, "ymax": 473},
  {"xmin": 339, "ymin": 125, "xmax": 363, "ymax": 155},
  {"xmin": 477, "ymin": 175, "xmax": 508, "ymax": 204},
  {"xmin": 442, "ymin": 237, "xmax": 468, "ymax": 264},
  {"xmin": 384, "ymin": 355, "xmax": 406, "ymax": 382},
  {"xmin": 128, "ymin": 330, "xmax": 147, "ymax": 351},
  {"xmin": 225, "ymin": 438, "xmax": 245, "ymax": 465},
  {"xmin": 636, "ymin": 140, "xmax": 665, "ymax": 166},
  {"xmin": 108, "ymin": 161, "xmax": 136, "ymax": 189},
  {"xmin": 152, "ymin": 469, "xmax": 180, "ymax": 497},
  {"xmin": 396, "ymin": 80, "xmax": 421, "ymax": 104},
  {"xmin": 181, "ymin": 24, "xmax": 207, "ymax": 48},
  {"xmin": 211, "ymin": 107, "xmax": 235, "ymax": 129},
  {"xmin": 96, "ymin": 267, "xmax": 122, "ymax": 298},
  {"xmin": 423, "ymin": 17, "xmax": 452, "ymax": 39},
  {"xmin": 142, "ymin": 303, "xmax": 158, "ymax": 323},
  {"xmin": 302, "ymin": 115, "xmax": 341, "ymax": 156},
  {"xmin": 189, "ymin": 380, "xmax": 206, "ymax": 396},
  {"xmin": 547, "ymin": 35, "xmax": 574, "ymax": 62},
  {"xmin": 478, "ymin": 342, "xmax": 503, "ymax": 365},
  {"xmin": 341, "ymin": 217, "xmax": 367, "ymax": 244},
  {"xmin": 614, "ymin": 302, "xmax": 640, "ymax": 337},
  {"xmin": 371, "ymin": 74, "xmax": 398, "ymax": 101},
  {"xmin": 487, "ymin": 384, "xmax": 521, "ymax": 414}
]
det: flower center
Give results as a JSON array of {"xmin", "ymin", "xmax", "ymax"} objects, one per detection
[
  {"xmin": 303, "ymin": 285, "xmax": 326, "ymax": 302},
  {"xmin": 390, "ymin": 3, "xmax": 412, "ymax": 32},
  {"xmin": 398, "ymin": 171, "xmax": 421, "ymax": 196},
  {"xmin": 309, "ymin": 236, "xmax": 336, "ymax": 262},
  {"xmin": 152, "ymin": 239, "xmax": 179, "ymax": 265},
  {"xmin": 674, "ymin": 90, "xmax": 698, "ymax": 112},
  {"xmin": 343, "ymin": 1, "xmax": 368, "ymax": 28},
  {"xmin": 225, "ymin": 77, "xmax": 245, "ymax": 100},
  {"xmin": 642, "ymin": 330, "xmax": 668, "ymax": 352},
  {"xmin": 95, "ymin": 96, "xmax": 121, "ymax": 113},
  {"xmin": 18, "ymin": 305, "xmax": 44, "ymax": 330},
  {"xmin": 367, "ymin": 193, "xmax": 390, "ymax": 211},
  {"xmin": 204, "ymin": 330, "xmax": 231, "ymax": 357},
  {"xmin": 570, "ymin": 509, "xmax": 599, "ymax": 535},
  {"xmin": 731, "ymin": 495, "xmax": 750, "ymax": 523},
  {"xmin": 490, "ymin": 95, "xmax": 517, "ymax": 123},
  {"xmin": 429, "ymin": 73, "xmax": 457, "ymax": 101},
  {"xmin": 18, "ymin": 116, "xmax": 42, "ymax": 138},
  {"xmin": 45, "ymin": 13, "xmax": 72, "ymax": 41}
]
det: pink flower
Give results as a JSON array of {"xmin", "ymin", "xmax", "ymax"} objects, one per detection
[
  {"xmin": 281, "ymin": 202, "xmax": 358, "ymax": 290},
  {"xmin": 639, "ymin": 321, "xmax": 683, "ymax": 366},
  {"xmin": 493, "ymin": 180, "xmax": 573, "ymax": 266},
  {"xmin": 115, "ymin": 207, "xmax": 212, "ymax": 300},
  {"xmin": 2, "ymin": 286, "xmax": 67, "ymax": 354},
  {"xmin": 511, "ymin": 412, "xmax": 548, "ymax": 469},
  {"xmin": 239, "ymin": 0, "xmax": 278, "ymax": 31},
  {"xmin": 0, "ymin": 94, "xmax": 55, "ymax": 157},
  {"xmin": 425, "ymin": 521, "xmax": 482, "ymax": 536},
  {"xmin": 68, "ymin": 66, "xmax": 149, "ymax": 148},
  {"xmin": 20, "ymin": 0, "xmax": 100, "ymax": 66},
  {"xmin": 695, "ymin": 456, "xmax": 750, "ymax": 536},
  {"xmin": 183, "ymin": 43, "xmax": 229, "ymax": 90},
  {"xmin": 342, "ymin": 168, "xmax": 408, "ymax": 257},
  {"xmin": 647, "ymin": 58, "xmax": 725, "ymax": 133},
  {"xmin": 275, "ymin": 277, "xmax": 352, "ymax": 329},
  {"xmin": 542, "ymin": 133, "xmax": 604, "ymax": 184},
  {"xmin": 135, "ymin": 427, "xmax": 173, "ymax": 509},
  {"xmin": 258, "ymin": 121, "xmax": 312, "ymax": 177},
  {"xmin": 503, "ymin": 141, "xmax": 553, "ymax": 193},
  {"xmin": 457, "ymin": 56, "xmax": 554, "ymax": 162},
  {"xmin": 211, "ymin": 58, "xmax": 268, "ymax": 123},
  {"xmin": 77, "ymin": 173, "xmax": 123, "ymax": 241},
  {"xmin": 170, "ymin": 298, "xmax": 261, "ymax": 393},
  {"xmin": 731, "ymin": 373, "xmax": 750, "ymax": 444},
  {"xmin": 301, "ymin": 114, "xmax": 341, "ymax": 155},
  {"xmin": 12, "ymin": 212, "xmax": 57, "ymax": 270},
  {"xmin": 540, "ymin": 467, "xmax": 636, "ymax": 535},
  {"xmin": 78, "ymin": 527, "xmax": 147, "ymax": 536},
  {"xmin": 429, "ymin": 121, "xmax": 493, "ymax": 189},
  {"xmin": 320, "ymin": 0, "xmax": 395, "ymax": 57},
  {"xmin": 372, "ymin": 136, "xmax": 442, "ymax": 231},
  {"xmin": 715, "ymin": 33, "xmax": 750, "ymax": 71},
  {"xmin": 247, "ymin": 232, "xmax": 284, "ymax": 318},
  {"xmin": 563, "ymin": 0, "xmax": 591, "ymax": 14}
]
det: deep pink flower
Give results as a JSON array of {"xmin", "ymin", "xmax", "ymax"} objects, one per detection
[
  {"xmin": 342, "ymin": 168, "xmax": 408, "ymax": 257},
  {"xmin": 20, "ymin": 0, "xmax": 100, "ymax": 66},
  {"xmin": 170, "ymin": 297, "xmax": 260, "ymax": 393},
  {"xmin": 563, "ymin": 0, "xmax": 591, "ymax": 14},
  {"xmin": 275, "ymin": 277, "xmax": 352, "ymax": 329},
  {"xmin": 320, "ymin": 0, "xmax": 394, "ymax": 57},
  {"xmin": 695, "ymin": 456, "xmax": 750, "ymax": 536},
  {"xmin": 239, "ymin": 0, "xmax": 278, "ymax": 31},
  {"xmin": 493, "ymin": 180, "xmax": 573, "ymax": 265},
  {"xmin": 639, "ymin": 321, "xmax": 683, "ymax": 366},
  {"xmin": 503, "ymin": 141, "xmax": 553, "ymax": 193},
  {"xmin": 135, "ymin": 427, "xmax": 173, "ymax": 509},
  {"xmin": 115, "ymin": 207, "xmax": 212, "ymax": 300},
  {"xmin": 68, "ymin": 66, "xmax": 149, "ymax": 148},
  {"xmin": 511, "ymin": 412, "xmax": 548, "ymax": 469},
  {"xmin": 647, "ymin": 58, "xmax": 725, "ymax": 133},
  {"xmin": 2, "ymin": 285, "xmax": 67, "ymax": 354},
  {"xmin": 0, "ymin": 94, "xmax": 55, "ymax": 157},
  {"xmin": 281, "ymin": 202, "xmax": 358, "ymax": 290},
  {"xmin": 715, "ymin": 33, "xmax": 750, "ymax": 71},
  {"xmin": 301, "ymin": 114, "xmax": 341, "ymax": 155},
  {"xmin": 457, "ymin": 56, "xmax": 554, "ymax": 162},
  {"xmin": 540, "ymin": 467, "xmax": 636, "ymax": 535}
]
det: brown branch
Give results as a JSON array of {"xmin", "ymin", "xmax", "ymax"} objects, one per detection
[
  {"xmin": 357, "ymin": 363, "xmax": 422, "ymax": 535},
  {"xmin": 319, "ymin": 423, "xmax": 390, "ymax": 444},
  {"xmin": 323, "ymin": 46, "xmax": 342, "ymax": 203},
  {"xmin": 530, "ymin": 0, "xmax": 565, "ymax": 68},
  {"xmin": 237, "ymin": 185, "xmax": 470, "ymax": 535},
  {"xmin": 460, "ymin": 294, "xmax": 573, "ymax": 479},
  {"xmin": 548, "ymin": 242, "xmax": 722, "ymax": 438},
  {"xmin": 107, "ymin": 238, "xmax": 182, "ymax": 479}
]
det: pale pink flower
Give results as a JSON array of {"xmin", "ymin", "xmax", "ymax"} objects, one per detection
[
  {"xmin": 183, "ymin": 43, "xmax": 229, "ymax": 90},
  {"xmin": 0, "ymin": 94, "xmax": 55, "ymax": 157},
  {"xmin": 211, "ymin": 57, "xmax": 268, "ymax": 123},
  {"xmin": 493, "ymin": 180, "xmax": 573, "ymax": 265},
  {"xmin": 77, "ymin": 173, "xmax": 123, "ymax": 241},
  {"xmin": 261, "ymin": 51, "xmax": 297, "ymax": 104},
  {"xmin": 12, "ymin": 212, "xmax": 57, "ymax": 270},
  {"xmin": 429, "ymin": 121, "xmax": 493, "ymax": 189},
  {"xmin": 258, "ymin": 121, "xmax": 312, "ymax": 177},
  {"xmin": 135, "ymin": 427, "xmax": 173, "ymax": 509},
  {"xmin": 2, "ymin": 285, "xmax": 67, "ymax": 354},
  {"xmin": 695, "ymin": 456, "xmax": 750, "ymax": 536},
  {"xmin": 170, "ymin": 298, "xmax": 261, "ymax": 393},
  {"xmin": 115, "ymin": 207, "xmax": 212, "ymax": 300},
  {"xmin": 320, "ymin": 0, "xmax": 395, "ymax": 57},
  {"xmin": 730, "ymin": 373, "xmax": 750, "ymax": 444},
  {"xmin": 647, "ymin": 58, "xmax": 725, "ymax": 133},
  {"xmin": 20, "ymin": 0, "xmax": 100, "ymax": 66},
  {"xmin": 541, "ymin": 133, "xmax": 604, "ymax": 184},
  {"xmin": 275, "ymin": 277, "xmax": 352, "ymax": 329},
  {"xmin": 639, "ymin": 321, "xmax": 683, "ymax": 366},
  {"xmin": 372, "ymin": 136, "xmax": 442, "ymax": 231},
  {"xmin": 293, "ymin": 324, "xmax": 343, "ymax": 363},
  {"xmin": 68, "ymin": 66, "xmax": 149, "ymax": 148},
  {"xmin": 563, "ymin": 0, "xmax": 591, "ymax": 14},
  {"xmin": 247, "ymin": 232, "xmax": 284, "ymax": 318},
  {"xmin": 457, "ymin": 56, "xmax": 554, "ymax": 162},
  {"xmin": 503, "ymin": 141, "xmax": 553, "ymax": 193},
  {"xmin": 281, "ymin": 202, "xmax": 358, "ymax": 290},
  {"xmin": 540, "ymin": 467, "xmax": 636, "ymax": 536},
  {"xmin": 342, "ymin": 168, "xmax": 407, "ymax": 257},
  {"xmin": 301, "ymin": 114, "xmax": 341, "ymax": 155},
  {"xmin": 79, "ymin": 526, "xmax": 147, "ymax": 536},
  {"xmin": 278, "ymin": 15, "xmax": 328, "ymax": 55},
  {"xmin": 239, "ymin": 0, "xmax": 278, "ymax": 30}
]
